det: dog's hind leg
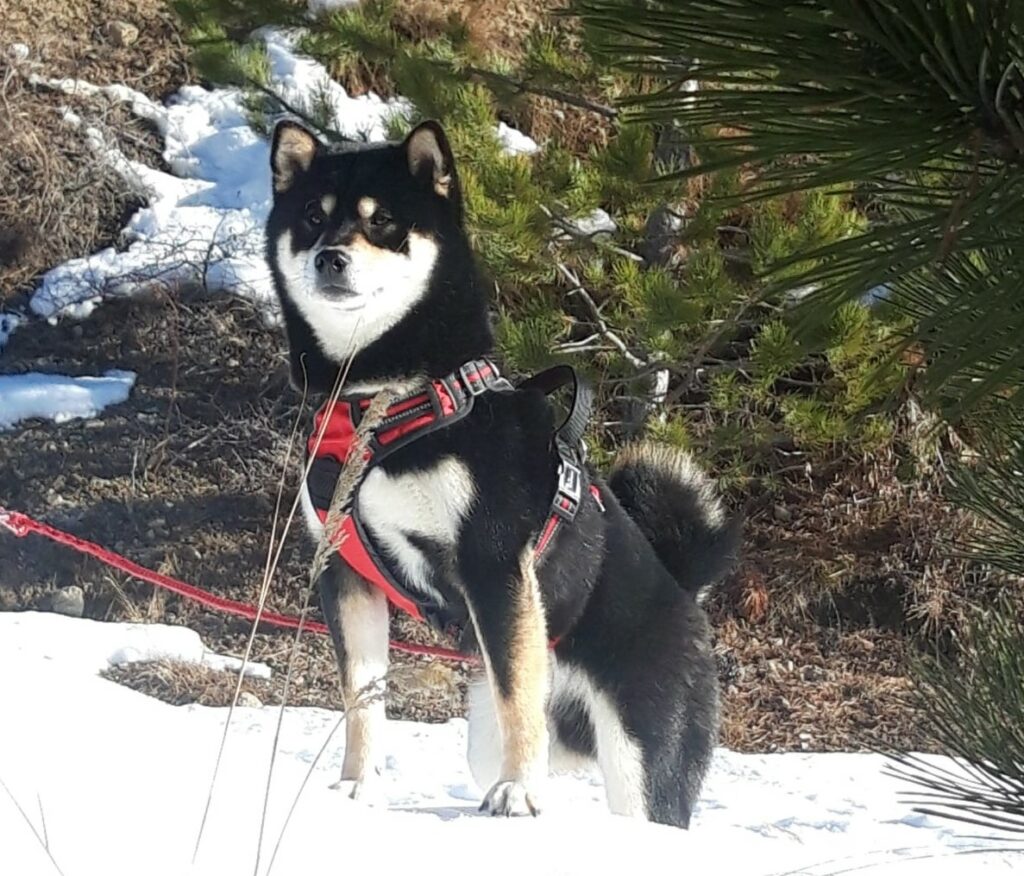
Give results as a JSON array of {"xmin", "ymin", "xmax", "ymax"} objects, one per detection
[
  {"xmin": 318, "ymin": 555, "xmax": 390, "ymax": 799},
  {"xmin": 555, "ymin": 662, "xmax": 648, "ymax": 820},
  {"xmin": 460, "ymin": 547, "xmax": 550, "ymax": 817}
]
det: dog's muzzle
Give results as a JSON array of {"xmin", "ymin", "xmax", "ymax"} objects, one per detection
[
  {"xmin": 315, "ymin": 248, "xmax": 350, "ymax": 277},
  {"xmin": 313, "ymin": 248, "xmax": 355, "ymax": 298}
]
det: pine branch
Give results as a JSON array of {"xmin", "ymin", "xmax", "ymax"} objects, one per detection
[
  {"xmin": 451, "ymin": 61, "xmax": 618, "ymax": 119},
  {"xmin": 556, "ymin": 262, "xmax": 646, "ymax": 369}
]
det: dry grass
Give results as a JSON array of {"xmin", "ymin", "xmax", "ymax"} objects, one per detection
[
  {"xmin": 0, "ymin": 65, "xmax": 137, "ymax": 299},
  {"xmin": 103, "ymin": 659, "xmax": 273, "ymax": 707},
  {"xmin": 0, "ymin": 0, "xmax": 190, "ymax": 300}
]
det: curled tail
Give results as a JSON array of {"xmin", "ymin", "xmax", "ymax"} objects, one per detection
[{"xmin": 608, "ymin": 443, "xmax": 740, "ymax": 598}]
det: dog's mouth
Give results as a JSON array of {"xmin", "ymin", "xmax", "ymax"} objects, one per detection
[{"xmin": 316, "ymin": 281, "xmax": 359, "ymax": 301}]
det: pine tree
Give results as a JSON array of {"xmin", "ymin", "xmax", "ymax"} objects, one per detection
[{"xmin": 574, "ymin": 0, "xmax": 1024, "ymax": 832}]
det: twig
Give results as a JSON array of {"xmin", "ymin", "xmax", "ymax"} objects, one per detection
[
  {"xmin": 253, "ymin": 385, "xmax": 400, "ymax": 876},
  {"xmin": 541, "ymin": 205, "xmax": 643, "ymax": 262},
  {"xmin": 245, "ymin": 79, "xmax": 354, "ymax": 144},
  {"xmin": 192, "ymin": 321, "xmax": 362, "ymax": 866},
  {"xmin": 556, "ymin": 262, "xmax": 647, "ymax": 370},
  {"xmin": 0, "ymin": 777, "xmax": 65, "ymax": 876}
]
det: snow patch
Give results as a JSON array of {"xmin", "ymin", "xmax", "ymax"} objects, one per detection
[
  {"xmin": 306, "ymin": 0, "xmax": 360, "ymax": 18},
  {"xmin": 0, "ymin": 612, "xmax": 270, "ymax": 679},
  {"xmin": 0, "ymin": 612, "xmax": 1018, "ymax": 876},
  {"xmin": 0, "ymin": 369, "xmax": 136, "ymax": 429},
  {"xmin": 497, "ymin": 120, "xmax": 539, "ymax": 155},
  {"xmin": 29, "ymin": 30, "xmax": 538, "ymax": 325},
  {"xmin": 561, "ymin": 207, "xmax": 617, "ymax": 239}
]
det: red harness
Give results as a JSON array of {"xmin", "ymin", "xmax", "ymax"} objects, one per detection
[{"xmin": 305, "ymin": 359, "xmax": 597, "ymax": 632}]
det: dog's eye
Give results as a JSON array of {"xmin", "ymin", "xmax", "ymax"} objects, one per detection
[
  {"xmin": 369, "ymin": 209, "xmax": 392, "ymax": 227},
  {"xmin": 304, "ymin": 201, "xmax": 325, "ymax": 227}
]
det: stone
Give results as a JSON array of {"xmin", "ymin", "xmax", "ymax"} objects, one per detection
[
  {"xmin": 237, "ymin": 692, "xmax": 263, "ymax": 708},
  {"xmin": 51, "ymin": 586, "xmax": 85, "ymax": 618},
  {"xmin": 104, "ymin": 21, "xmax": 139, "ymax": 48}
]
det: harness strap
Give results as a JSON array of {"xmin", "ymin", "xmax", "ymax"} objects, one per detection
[
  {"xmin": 307, "ymin": 359, "xmax": 600, "ymax": 643},
  {"xmin": 517, "ymin": 364, "xmax": 594, "ymax": 454}
]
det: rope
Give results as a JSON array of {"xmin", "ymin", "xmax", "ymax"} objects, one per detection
[{"xmin": 0, "ymin": 506, "xmax": 472, "ymax": 663}]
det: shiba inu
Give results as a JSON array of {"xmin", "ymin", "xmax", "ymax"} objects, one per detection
[{"xmin": 265, "ymin": 118, "xmax": 739, "ymax": 827}]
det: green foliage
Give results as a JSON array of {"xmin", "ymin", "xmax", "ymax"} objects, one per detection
[
  {"xmin": 948, "ymin": 411, "xmax": 1024, "ymax": 579},
  {"xmin": 576, "ymin": 0, "xmax": 1024, "ymax": 417},
  {"xmin": 177, "ymin": 0, "xmax": 907, "ymax": 483},
  {"xmin": 575, "ymin": 0, "xmax": 1024, "ymax": 827},
  {"xmin": 888, "ymin": 599, "xmax": 1024, "ymax": 834}
]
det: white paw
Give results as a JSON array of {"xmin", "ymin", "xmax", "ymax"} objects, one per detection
[
  {"xmin": 329, "ymin": 774, "xmax": 387, "ymax": 806},
  {"xmin": 480, "ymin": 780, "xmax": 541, "ymax": 817}
]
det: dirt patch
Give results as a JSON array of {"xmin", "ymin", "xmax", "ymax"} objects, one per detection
[
  {"xmin": 0, "ymin": 0, "xmax": 190, "ymax": 97},
  {"xmin": 0, "ymin": 0, "xmax": 190, "ymax": 300}
]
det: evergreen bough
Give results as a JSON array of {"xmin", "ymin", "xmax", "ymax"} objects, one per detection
[{"xmin": 574, "ymin": 0, "xmax": 1024, "ymax": 834}]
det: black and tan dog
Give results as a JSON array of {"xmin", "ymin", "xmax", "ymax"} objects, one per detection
[{"xmin": 265, "ymin": 118, "xmax": 739, "ymax": 827}]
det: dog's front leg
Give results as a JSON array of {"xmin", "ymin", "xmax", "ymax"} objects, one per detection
[
  {"xmin": 318, "ymin": 556, "xmax": 389, "ymax": 799},
  {"xmin": 463, "ymin": 548, "xmax": 550, "ymax": 816}
]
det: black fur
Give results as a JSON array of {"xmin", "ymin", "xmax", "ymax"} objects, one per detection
[{"xmin": 265, "ymin": 119, "xmax": 738, "ymax": 828}]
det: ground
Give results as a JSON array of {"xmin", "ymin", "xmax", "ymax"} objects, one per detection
[
  {"xmin": 3, "ymin": 612, "xmax": 1019, "ymax": 876},
  {"xmin": 0, "ymin": 0, "xmax": 962, "ymax": 756}
]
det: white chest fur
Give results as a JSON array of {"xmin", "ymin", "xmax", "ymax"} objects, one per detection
[{"xmin": 302, "ymin": 456, "xmax": 477, "ymax": 604}]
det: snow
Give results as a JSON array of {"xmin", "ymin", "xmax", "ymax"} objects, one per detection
[
  {"xmin": 306, "ymin": 0, "xmax": 359, "ymax": 17},
  {"xmin": 0, "ymin": 612, "xmax": 270, "ymax": 679},
  {"xmin": 0, "ymin": 369, "xmax": 136, "ymax": 429},
  {"xmin": 497, "ymin": 120, "xmax": 540, "ymax": 155},
  {"xmin": 20, "ymin": 31, "xmax": 537, "ymax": 325},
  {"xmin": 561, "ymin": 207, "xmax": 617, "ymax": 239},
  {"xmin": 0, "ymin": 612, "xmax": 1019, "ymax": 876}
]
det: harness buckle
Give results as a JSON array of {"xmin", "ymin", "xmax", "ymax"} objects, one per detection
[
  {"xmin": 553, "ymin": 459, "xmax": 582, "ymax": 522},
  {"xmin": 459, "ymin": 361, "xmax": 491, "ymax": 397}
]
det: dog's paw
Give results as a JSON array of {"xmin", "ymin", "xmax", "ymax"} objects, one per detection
[
  {"xmin": 329, "ymin": 774, "xmax": 387, "ymax": 806},
  {"xmin": 480, "ymin": 780, "xmax": 541, "ymax": 817}
]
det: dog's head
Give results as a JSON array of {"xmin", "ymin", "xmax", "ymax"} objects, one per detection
[{"xmin": 266, "ymin": 120, "xmax": 465, "ymax": 366}]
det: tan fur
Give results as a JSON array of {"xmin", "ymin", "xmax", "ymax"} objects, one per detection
[
  {"xmin": 273, "ymin": 124, "xmax": 317, "ymax": 193},
  {"xmin": 433, "ymin": 174, "xmax": 452, "ymax": 198},
  {"xmin": 357, "ymin": 196, "xmax": 378, "ymax": 219},
  {"xmin": 491, "ymin": 549, "xmax": 550, "ymax": 783},
  {"xmin": 611, "ymin": 441, "xmax": 725, "ymax": 528},
  {"xmin": 346, "ymin": 231, "xmax": 428, "ymax": 260},
  {"xmin": 323, "ymin": 579, "xmax": 389, "ymax": 784}
]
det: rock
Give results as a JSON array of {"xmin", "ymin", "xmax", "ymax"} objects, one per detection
[
  {"xmin": 773, "ymin": 503, "xmax": 792, "ymax": 523},
  {"xmin": 104, "ymin": 21, "xmax": 139, "ymax": 48},
  {"xmin": 237, "ymin": 692, "xmax": 263, "ymax": 708},
  {"xmin": 51, "ymin": 586, "xmax": 85, "ymax": 618}
]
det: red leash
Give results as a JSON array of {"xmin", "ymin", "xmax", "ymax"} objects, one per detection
[{"xmin": 0, "ymin": 507, "xmax": 472, "ymax": 664}]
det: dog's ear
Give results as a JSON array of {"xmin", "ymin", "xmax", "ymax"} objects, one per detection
[
  {"xmin": 404, "ymin": 120, "xmax": 456, "ymax": 200},
  {"xmin": 271, "ymin": 120, "xmax": 319, "ymax": 194}
]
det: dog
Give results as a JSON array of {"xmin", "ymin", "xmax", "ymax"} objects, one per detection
[{"xmin": 265, "ymin": 117, "xmax": 739, "ymax": 827}]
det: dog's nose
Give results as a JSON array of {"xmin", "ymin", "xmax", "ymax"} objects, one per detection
[{"xmin": 314, "ymin": 250, "xmax": 350, "ymax": 276}]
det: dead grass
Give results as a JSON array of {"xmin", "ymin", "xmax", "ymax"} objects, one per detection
[
  {"xmin": 725, "ymin": 445, "xmax": 1005, "ymax": 645},
  {"xmin": 103, "ymin": 659, "xmax": 273, "ymax": 707},
  {"xmin": 0, "ymin": 0, "xmax": 190, "ymax": 301}
]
